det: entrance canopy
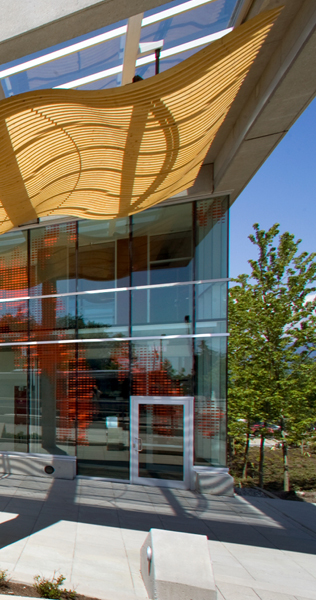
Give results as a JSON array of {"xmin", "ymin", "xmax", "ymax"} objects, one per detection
[{"xmin": 0, "ymin": 8, "xmax": 280, "ymax": 235}]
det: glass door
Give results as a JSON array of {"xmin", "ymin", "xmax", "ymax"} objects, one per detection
[{"xmin": 130, "ymin": 396, "xmax": 193, "ymax": 488}]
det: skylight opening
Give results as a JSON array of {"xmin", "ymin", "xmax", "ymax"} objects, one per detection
[
  {"xmin": 0, "ymin": 0, "xmax": 239, "ymax": 95},
  {"xmin": 0, "ymin": 25, "xmax": 127, "ymax": 80}
]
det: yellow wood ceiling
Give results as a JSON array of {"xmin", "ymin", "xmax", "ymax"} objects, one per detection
[{"xmin": 0, "ymin": 8, "xmax": 281, "ymax": 234}]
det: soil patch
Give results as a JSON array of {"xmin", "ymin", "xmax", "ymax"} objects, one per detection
[
  {"xmin": 229, "ymin": 446, "xmax": 316, "ymax": 502},
  {"xmin": 0, "ymin": 581, "xmax": 99, "ymax": 600}
]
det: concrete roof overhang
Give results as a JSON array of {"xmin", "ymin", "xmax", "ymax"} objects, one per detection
[{"xmin": 0, "ymin": 0, "xmax": 315, "ymax": 213}]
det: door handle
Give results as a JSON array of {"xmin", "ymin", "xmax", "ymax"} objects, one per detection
[{"xmin": 134, "ymin": 437, "xmax": 143, "ymax": 452}]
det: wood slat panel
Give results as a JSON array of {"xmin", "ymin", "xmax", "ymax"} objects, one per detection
[{"xmin": 0, "ymin": 8, "xmax": 282, "ymax": 234}]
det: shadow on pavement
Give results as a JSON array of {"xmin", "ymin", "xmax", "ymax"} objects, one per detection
[{"xmin": 0, "ymin": 475, "xmax": 314, "ymax": 555}]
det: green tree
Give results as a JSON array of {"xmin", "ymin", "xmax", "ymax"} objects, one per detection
[{"xmin": 228, "ymin": 224, "xmax": 316, "ymax": 490}]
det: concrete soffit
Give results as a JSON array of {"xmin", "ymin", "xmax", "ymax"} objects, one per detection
[{"xmin": 206, "ymin": 0, "xmax": 316, "ymax": 205}]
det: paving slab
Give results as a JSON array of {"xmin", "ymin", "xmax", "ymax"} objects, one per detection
[{"xmin": 0, "ymin": 476, "xmax": 313, "ymax": 600}]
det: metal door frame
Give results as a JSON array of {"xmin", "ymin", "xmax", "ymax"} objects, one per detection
[{"xmin": 130, "ymin": 396, "xmax": 194, "ymax": 489}]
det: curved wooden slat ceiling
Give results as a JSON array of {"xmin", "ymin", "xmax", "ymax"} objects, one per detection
[{"xmin": 0, "ymin": 8, "xmax": 281, "ymax": 235}]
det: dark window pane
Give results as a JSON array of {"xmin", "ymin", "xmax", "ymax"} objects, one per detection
[{"xmin": 77, "ymin": 342, "xmax": 130, "ymax": 479}]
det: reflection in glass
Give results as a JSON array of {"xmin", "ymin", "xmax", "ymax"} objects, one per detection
[
  {"xmin": 195, "ymin": 337, "xmax": 227, "ymax": 467},
  {"xmin": 29, "ymin": 344, "xmax": 76, "ymax": 456},
  {"xmin": 132, "ymin": 204, "xmax": 193, "ymax": 286},
  {"xmin": 138, "ymin": 404, "xmax": 183, "ymax": 480},
  {"xmin": 195, "ymin": 282, "xmax": 227, "ymax": 334},
  {"xmin": 196, "ymin": 197, "xmax": 228, "ymax": 280},
  {"xmin": 0, "ymin": 347, "xmax": 28, "ymax": 452},
  {"xmin": 30, "ymin": 223, "xmax": 76, "ymax": 296},
  {"xmin": 0, "ymin": 196, "xmax": 229, "ymax": 475},
  {"xmin": 0, "ymin": 230, "xmax": 28, "ymax": 299},
  {"xmin": 2, "ymin": 20, "xmax": 128, "ymax": 95},
  {"xmin": 138, "ymin": 1, "xmax": 236, "ymax": 80},
  {"xmin": 132, "ymin": 339, "xmax": 193, "ymax": 397},
  {"xmin": 77, "ymin": 342, "xmax": 130, "ymax": 479},
  {"xmin": 0, "ymin": 301, "xmax": 28, "ymax": 343},
  {"xmin": 78, "ymin": 291, "xmax": 129, "ymax": 338},
  {"xmin": 132, "ymin": 285, "xmax": 192, "ymax": 336},
  {"xmin": 30, "ymin": 296, "xmax": 76, "ymax": 340},
  {"xmin": 78, "ymin": 218, "xmax": 129, "ymax": 291}
]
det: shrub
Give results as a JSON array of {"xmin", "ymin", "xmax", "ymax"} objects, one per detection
[
  {"xmin": 34, "ymin": 573, "xmax": 76, "ymax": 600},
  {"xmin": 0, "ymin": 570, "xmax": 9, "ymax": 587}
]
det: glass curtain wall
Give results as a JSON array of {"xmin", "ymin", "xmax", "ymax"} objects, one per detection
[{"xmin": 0, "ymin": 196, "xmax": 228, "ymax": 475}]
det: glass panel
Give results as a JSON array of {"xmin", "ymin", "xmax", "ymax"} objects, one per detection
[
  {"xmin": 0, "ymin": 300, "xmax": 28, "ymax": 343},
  {"xmin": 29, "ymin": 296, "xmax": 76, "ymax": 341},
  {"xmin": 30, "ymin": 223, "xmax": 76, "ymax": 295},
  {"xmin": 196, "ymin": 197, "xmax": 228, "ymax": 280},
  {"xmin": 132, "ymin": 338, "xmax": 193, "ymax": 396},
  {"xmin": 0, "ymin": 230, "xmax": 28, "ymax": 299},
  {"xmin": 195, "ymin": 282, "xmax": 227, "ymax": 334},
  {"xmin": 9, "ymin": 35, "xmax": 125, "ymax": 92},
  {"xmin": 1, "ymin": 20, "xmax": 127, "ymax": 95},
  {"xmin": 131, "ymin": 204, "xmax": 193, "ymax": 335},
  {"xmin": 132, "ymin": 285, "xmax": 192, "ymax": 336},
  {"xmin": 78, "ymin": 218, "xmax": 129, "ymax": 291},
  {"xmin": 132, "ymin": 204, "xmax": 193, "ymax": 286},
  {"xmin": 77, "ymin": 342, "xmax": 130, "ymax": 479},
  {"xmin": 195, "ymin": 337, "xmax": 227, "ymax": 467},
  {"xmin": 138, "ymin": 0, "xmax": 237, "ymax": 80},
  {"xmin": 29, "ymin": 344, "xmax": 76, "ymax": 456},
  {"xmin": 138, "ymin": 404, "xmax": 183, "ymax": 480},
  {"xmin": 77, "ymin": 291, "xmax": 129, "ymax": 338},
  {"xmin": 0, "ymin": 346, "xmax": 28, "ymax": 452}
]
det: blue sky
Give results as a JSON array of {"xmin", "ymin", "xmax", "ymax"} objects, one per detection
[{"xmin": 229, "ymin": 97, "xmax": 316, "ymax": 279}]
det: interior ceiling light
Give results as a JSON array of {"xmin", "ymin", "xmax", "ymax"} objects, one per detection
[{"xmin": 0, "ymin": 9, "xmax": 281, "ymax": 235}]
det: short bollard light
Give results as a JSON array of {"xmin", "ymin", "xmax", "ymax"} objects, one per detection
[{"xmin": 146, "ymin": 545, "xmax": 152, "ymax": 574}]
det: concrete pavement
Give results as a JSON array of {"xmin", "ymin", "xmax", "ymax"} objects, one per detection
[{"xmin": 0, "ymin": 476, "xmax": 313, "ymax": 600}]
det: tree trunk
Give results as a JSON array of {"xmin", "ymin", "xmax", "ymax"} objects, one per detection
[
  {"xmin": 242, "ymin": 428, "xmax": 250, "ymax": 479},
  {"xmin": 282, "ymin": 440, "xmax": 290, "ymax": 492},
  {"xmin": 259, "ymin": 432, "xmax": 265, "ymax": 488},
  {"xmin": 227, "ymin": 436, "xmax": 233, "ymax": 464},
  {"xmin": 281, "ymin": 417, "xmax": 290, "ymax": 492}
]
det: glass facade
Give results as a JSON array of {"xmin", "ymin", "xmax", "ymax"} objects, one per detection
[{"xmin": 0, "ymin": 196, "xmax": 228, "ymax": 477}]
